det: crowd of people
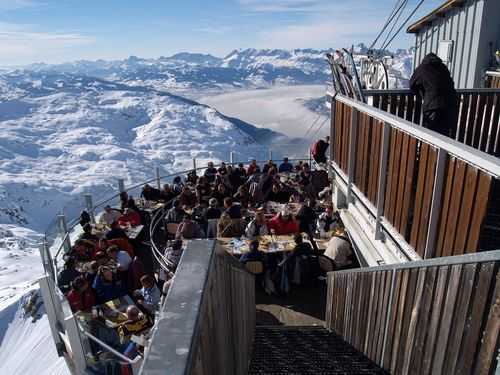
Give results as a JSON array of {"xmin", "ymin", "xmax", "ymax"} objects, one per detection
[{"xmin": 55, "ymin": 146, "xmax": 357, "ymax": 368}]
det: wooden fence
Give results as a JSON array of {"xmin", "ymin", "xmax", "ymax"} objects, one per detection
[
  {"xmin": 140, "ymin": 240, "xmax": 255, "ymax": 375},
  {"xmin": 330, "ymin": 93, "xmax": 500, "ymax": 259},
  {"xmin": 365, "ymin": 89, "xmax": 500, "ymax": 157},
  {"xmin": 326, "ymin": 250, "xmax": 500, "ymax": 375}
]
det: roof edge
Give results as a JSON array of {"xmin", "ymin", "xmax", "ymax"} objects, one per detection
[{"xmin": 407, "ymin": 0, "xmax": 465, "ymax": 34}]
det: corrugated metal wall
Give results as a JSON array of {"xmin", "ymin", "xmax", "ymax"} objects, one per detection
[{"xmin": 414, "ymin": 0, "xmax": 485, "ymax": 88}]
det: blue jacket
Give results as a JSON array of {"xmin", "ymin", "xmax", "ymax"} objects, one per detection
[
  {"xmin": 279, "ymin": 162, "xmax": 293, "ymax": 173},
  {"xmin": 240, "ymin": 250, "xmax": 264, "ymax": 264},
  {"xmin": 92, "ymin": 274, "xmax": 126, "ymax": 303}
]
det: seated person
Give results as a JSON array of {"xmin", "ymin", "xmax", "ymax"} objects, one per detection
[
  {"xmin": 99, "ymin": 205, "xmax": 121, "ymax": 225},
  {"xmin": 186, "ymin": 170, "xmax": 198, "ymax": 185},
  {"xmin": 240, "ymin": 240, "xmax": 264, "ymax": 264},
  {"xmin": 267, "ymin": 207, "xmax": 299, "ymax": 235},
  {"xmin": 262, "ymin": 160, "xmax": 277, "ymax": 174},
  {"xmin": 172, "ymin": 176, "xmax": 184, "ymax": 195},
  {"xmin": 204, "ymin": 161, "xmax": 218, "ymax": 183},
  {"xmin": 247, "ymin": 159, "xmax": 260, "ymax": 175},
  {"xmin": 127, "ymin": 256, "xmax": 146, "ymax": 292},
  {"xmin": 233, "ymin": 184, "xmax": 250, "ymax": 208},
  {"xmin": 217, "ymin": 212, "xmax": 245, "ymax": 238},
  {"xmin": 245, "ymin": 207, "xmax": 269, "ymax": 239},
  {"xmin": 79, "ymin": 223, "xmax": 99, "ymax": 242},
  {"xmin": 92, "ymin": 266, "xmax": 127, "ymax": 303},
  {"xmin": 165, "ymin": 239, "xmax": 184, "ymax": 268},
  {"xmin": 160, "ymin": 184, "xmax": 176, "ymax": 203},
  {"xmin": 293, "ymin": 233, "xmax": 313, "ymax": 256},
  {"xmin": 324, "ymin": 232, "xmax": 353, "ymax": 269},
  {"xmin": 278, "ymin": 157, "xmax": 294, "ymax": 173},
  {"xmin": 205, "ymin": 198, "xmax": 222, "ymax": 238},
  {"xmin": 316, "ymin": 205, "xmax": 338, "ymax": 236},
  {"xmin": 84, "ymin": 260, "xmax": 99, "ymax": 285},
  {"xmin": 178, "ymin": 186, "xmax": 197, "ymax": 208},
  {"xmin": 175, "ymin": 214, "xmax": 205, "ymax": 239},
  {"xmin": 134, "ymin": 275, "xmax": 161, "ymax": 314},
  {"xmin": 296, "ymin": 198, "xmax": 317, "ymax": 234},
  {"xmin": 105, "ymin": 221, "xmax": 129, "ymax": 240},
  {"xmin": 165, "ymin": 200, "xmax": 185, "ymax": 224},
  {"xmin": 67, "ymin": 276, "xmax": 96, "ymax": 312},
  {"xmin": 118, "ymin": 208, "xmax": 141, "ymax": 227},
  {"xmin": 266, "ymin": 183, "xmax": 291, "ymax": 204},
  {"xmin": 195, "ymin": 177, "xmax": 211, "ymax": 204},
  {"xmin": 106, "ymin": 245, "xmax": 132, "ymax": 272},
  {"xmin": 79, "ymin": 210, "xmax": 91, "ymax": 228},
  {"xmin": 223, "ymin": 197, "xmax": 242, "ymax": 219},
  {"xmin": 299, "ymin": 163, "xmax": 312, "ymax": 186},
  {"xmin": 218, "ymin": 162, "xmax": 228, "ymax": 176},
  {"xmin": 141, "ymin": 184, "xmax": 163, "ymax": 201},
  {"xmin": 318, "ymin": 186, "xmax": 332, "ymax": 203},
  {"xmin": 57, "ymin": 257, "xmax": 81, "ymax": 294},
  {"xmin": 100, "ymin": 237, "xmax": 134, "ymax": 258},
  {"xmin": 117, "ymin": 305, "xmax": 152, "ymax": 344},
  {"xmin": 72, "ymin": 239, "xmax": 98, "ymax": 261},
  {"xmin": 211, "ymin": 183, "xmax": 230, "ymax": 205}
]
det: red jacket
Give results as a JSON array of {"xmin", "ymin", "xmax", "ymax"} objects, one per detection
[
  {"xmin": 67, "ymin": 289, "xmax": 96, "ymax": 312},
  {"xmin": 267, "ymin": 215, "xmax": 299, "ymax": 235},
  {"xmin": 107, "ymin": 238, "xmax": 135, "ymax": 258},
  {"xmin": 118, "ymin": 211, "xmax": 141, "ymax": 227}
]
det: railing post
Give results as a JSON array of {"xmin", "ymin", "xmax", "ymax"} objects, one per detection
[
  {"xmin": 156, "ymin": 167, "xmax": 161, "ymax": 189},
  {"xmin": 84, "ymin": 194, "xmax": 95, "ymax": 224},
  {"xmin": 424, "ymin": 148, "xmax": 447, "ymax": 259},
  {"xmin": 268, "ymin": 149, "xmax": 273, "ymax": 161},
  {"xmin": 329, "ymin": 94, "xmax": 336, "ymax": 179},
  {"xmin": 192, "ymin": 158, "xmax": 197, "ymax": 172},
  {"xmin": 346, "ymin": 109, "xmax": 358, "ymax": 205},
  {"xmin": 375, "ymin": 122, "xmax": 391, "ymax": 240},
  {"xmin": 230, "ymin": 151, "xmax": 235, "ymax": 166},
  {"xmin": 64, "ymin": 313, "xmax": 89, "ymax": 373},
  {"xmin": 57, "ymin": 214, "xmax": 71, "ymax": 253},
  {"xmin": 118, "ymin": 179, "xmax": 125, "ymax": 193}
]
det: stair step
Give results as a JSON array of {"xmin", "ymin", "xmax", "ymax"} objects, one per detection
[{"xmin": 249, "ymin": 326, "xmax": 386, "ymax": 375}]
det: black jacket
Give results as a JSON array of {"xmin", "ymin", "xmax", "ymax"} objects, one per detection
[{"xmin": 410, "ymin": 53, "xmax": 457, "ymax": 112}]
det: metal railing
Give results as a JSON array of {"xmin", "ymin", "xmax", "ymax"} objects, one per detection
[{"xmin": 327, "ymin": 89, "xmax": 500, "ymax": 261}]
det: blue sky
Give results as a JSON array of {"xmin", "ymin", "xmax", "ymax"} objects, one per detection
[{"xmin": 0, "ymin": 0, "xmax": 442, "ymax": 65}]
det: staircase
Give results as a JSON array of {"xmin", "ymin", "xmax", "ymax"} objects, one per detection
[{"xmin": 249, "ymin": 326, "xmax": 387, "ymax": 375}]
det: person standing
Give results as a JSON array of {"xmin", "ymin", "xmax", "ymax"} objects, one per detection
[
  {"xmin": 311, "ymin": 136, "xmax": 330, "ymax": 164},
  {"xmin": 410, "ymin": 53, "xmax": 458, "ymax": 138}
]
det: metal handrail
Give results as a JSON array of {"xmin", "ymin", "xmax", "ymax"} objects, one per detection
[
  {"xmin": 83, "ymin": 331, "xmax": 140, "ymax": 365},
  {"xmin": 327, "ymin": 90, "xmax": 500, "ymax": 178},
  {"xmin": 363, "ymin": 87, "xmax": 500, "ymax": 95},
  {"xmin": 332, "ymin": 249, "xmax": 500, "ymax": 274}
]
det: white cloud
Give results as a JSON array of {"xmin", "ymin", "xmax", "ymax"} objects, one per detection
[
  {"xmin": 0, "ymin": 23, "xmax": 94, "ymax": 65},
  {"xmin": 0, "ymin": 0, "xmax": 39, "ymax": 10},
  {"xmin": 238, "ymin": 0, "xmax": 328, "ymax": 13}
]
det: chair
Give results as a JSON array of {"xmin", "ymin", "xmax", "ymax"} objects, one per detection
[
  {"xmin": 244, "ymin": 260, "xmax": 265, "ymax": 275},
  {"xmin": 318, "ymin": 254, "xmax": 336, "ymax": 273}
]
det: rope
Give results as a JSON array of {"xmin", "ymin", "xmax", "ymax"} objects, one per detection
[
  {"xmin": 310, "ymin": 118, "xmax": 329, "ymax": 139},
  {"xmin": 381, "ymin": 0, "xmax": 426, "ymax": 51},
  {"xmin": 369, "ymin": 0, "xmax": 407, "ymax": 50},
  {"xmin": 302, "ymin": 113, "xmax": 322, "ymax": 139},
  {"xmin": 379, "ymin": 0, "xmax": 408, "ymax": 51}
]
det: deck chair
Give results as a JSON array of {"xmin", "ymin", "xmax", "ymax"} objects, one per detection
[{"xmin": 245, "ymin": 260, "xmax": 265, "ymax": 275}]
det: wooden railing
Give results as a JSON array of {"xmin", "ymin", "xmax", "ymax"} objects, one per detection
[
  {"xmin": 365, "ymin": 88, "xmax": 500, "ymax": 157},
  {"xmin": 140, "ymin": 240, "xmax": 255, "ymax": 375},
  {"xmin": 328, "ymin": 91, "xmax": 500, "ymax": 259},
  {"xmin": 325, "ymin": 250, "xmax": 500, "ymax": 375}
]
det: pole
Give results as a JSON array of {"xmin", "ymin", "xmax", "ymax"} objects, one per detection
[
  {"xmin": 192, "ymin": 158, "xmax": 197, "ymax": 172},
  {"xmin": 230, "ymin": 151, "xmax": 235, "ymax": 166},
  {"xmin": 84, "ymin": 194, "xmax": 95, "ymax": 224},
  {"xmin": 118, "ymin": 179, "xmax": 125, "ymax": 193},
  {"xmin": 156, "ymin": 167, "xmax": 161, "ymax": 189},
  {"xmin": 268, "ymin": 149, "xmax": 273, "ymax": 161},
  {"xmin": 57, "ymin": 214, "xmax": 71, "ymax": 253}
]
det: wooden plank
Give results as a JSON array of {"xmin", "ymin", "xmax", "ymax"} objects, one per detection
[
  {"xmin": 395, "ymin": 268, "xmax": 418, "ymax": 374},
  {"xmin": 387, "ymin": 130, "xmax": 404, "ymax": 225},
  {"xmin": 465, "ymin": 172, "xmax": 492, "ymax": 252},
  {"xmin": 409, "ymin": 266, "xmax": 438, "ymax": 374},
  {"xmin": 376, "ymin": 271, "xmax": 392, "ymax": 363},
  {"xmin": 416, "ymin": 147, "xmax": 437, "ymax": 255},
  {"xmin": 422, "ymin": 265, "xmax": 449, "ymax": 375},
  {"xmin": 409, "ymin": 143, "xmax": 429, "ymax": 253},
  {"xmin": 474, "ymin": 268, "xmax": 500, "ymax": 375},
  {"xmin": 368, "ymin": 271, "xmax": 382, "ymax": 358},
  {"xmin": 402, "ymin": 267, "xmax": 427, "ymax": 374},
  {"xmin": 453, "ymin": 166, "xmax": 478, "ymax": 254},
  {"xmin": 442, "ymin": 159, "xmax": 467, "ymax": 257},
  {"xmin": 394, "ymin": 133, "xmax": 410, "ymax": 231},
  {"xmin": 368, "ymin": 120, "xmax": 382, "ymax": 204},
  {"xmin": 443, "ymin": 263, "xmax": 477, "ymax": 374},
  {"xmin": 383, "ymin": 269, "xmax": 403, "ymax": 370},
  {"xmin": 384, "ymin": 128, "xmax": 397, "ymax": 217},
  {"xmin": 363, "ymin": 271, "xmax": 376, "ymax": 353},
  {"xmin": 400, "ymin": 137, "xmax": 417, "ymax": 239},
  {"xmin": 435, "ymin": 157, "xmax": 456, "ymax": 257},
  {"xmin": 390, "ymin": 269, "xmax": 410, "ymax": 374},
  {"xmin": 456, "ymin": 262, "xmax": 495, "ymax": 375},
  {"xmin": 431, "ymin": 264, "xmax": 462, "ymax": 374}
]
